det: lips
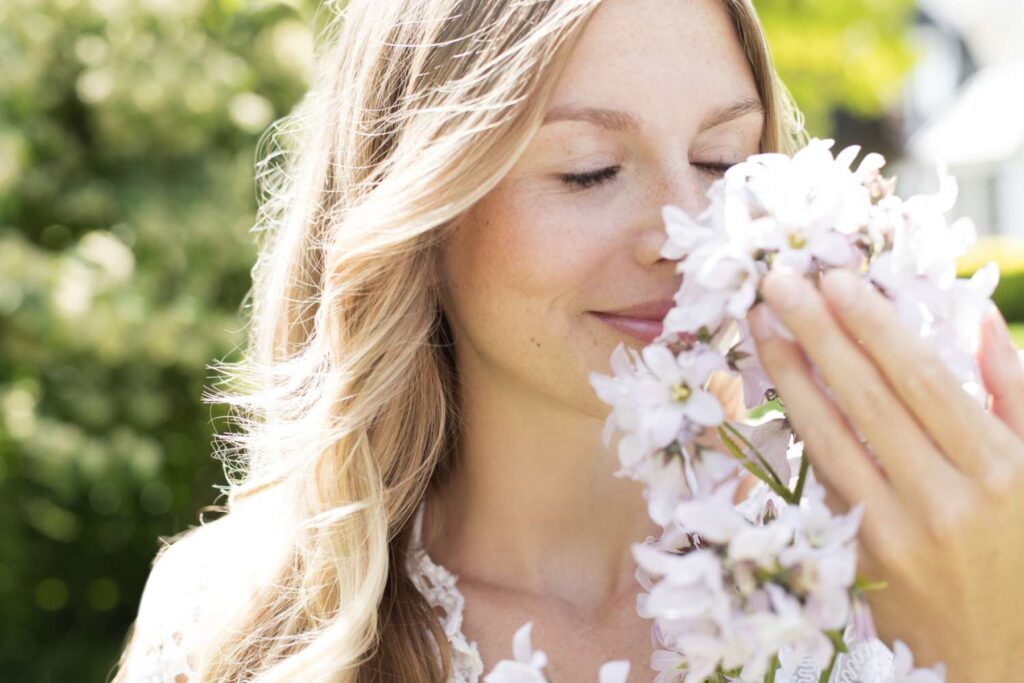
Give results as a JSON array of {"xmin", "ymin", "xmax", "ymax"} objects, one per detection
[
  {"xmin": 589, "ymin": 311, "xmax": 666, "ymax": 343},
  {"xmin": 588, "ymin": 296, "xmax": 674, "ymax": 343},
  {"xmin": 599, "ymin": 299, "xmax": 675, "ymax": 321}
]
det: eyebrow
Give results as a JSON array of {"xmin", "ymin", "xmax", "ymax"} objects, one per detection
[{"xmin": 541, "ymin": 96, "xmax": 765, "ymax": 134}]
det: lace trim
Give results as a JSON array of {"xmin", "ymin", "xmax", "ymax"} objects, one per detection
[
  {"xmin": 405, "ymin": 501, "xmax": 898, "ymax": 683},
  {"xmin": 406, "ymin": 500, "xmax": 485, "ymax": 683},
  {"xmin": 782, "ymin": 627, "xmax": 896, "ymax": 683}
]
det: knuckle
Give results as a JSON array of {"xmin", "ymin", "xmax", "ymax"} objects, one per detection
[
  {"xmin": 924, "ymin": 496, "xmax": 975, "ymax": 540},
  {"xmin": 868, "ymin": 527, "xmax": 920, "ymax": 580},
  {"xmin": 842, "ymin": 373, "xmax": 891, "ymax": 423},
  {"xmin": 865, "ymin": 529, "xmax": 900, "ymax": 568},
  {"xmin": 979, "ymin": 460, "xmax": 1024, "ymax": 500},
  {"xmin": 900, "ymin": 359, "xmax": 947, "ymax": 404}
]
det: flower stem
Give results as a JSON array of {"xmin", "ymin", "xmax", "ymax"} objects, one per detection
[
  {"xmin": 722, "ymin": 422, "xmax": 789, "ymax": 494},
  {"xmin": 817, "ymin": 649, "xmax": 839, "ymax": 683},
  {"xmin": 765, "ymin": 652, "xmax": 780, "ymax": 683},
  {"xmin": 793, "ymin": 451, "xmax": 810, "ymax": 500},
  {"xmin": 716, "ymin": 423, "xmax": 794, "ymax": 505},
  {"xmin": 717, "ymin": 426, "xmax": 794, "ymax": 503}
]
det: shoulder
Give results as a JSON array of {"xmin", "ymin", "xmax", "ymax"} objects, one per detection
[
  {"xmin": 114, "ymin": 497, "xmax": 287, "ymax": 682},
  {"xmin": 111, "ymin": 520, "xmax": 214, "ymax": 682}
]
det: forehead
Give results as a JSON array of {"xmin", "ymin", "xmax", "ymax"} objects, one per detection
[{"xmin": 548, "ymin": 0, "xmax": 761, "ymax": 126}]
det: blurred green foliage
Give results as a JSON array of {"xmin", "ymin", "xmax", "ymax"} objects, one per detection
[
  {"xmin": 0, "ymin": 0, "xmax": 318, "ymax": 679},
  {"xmin": 757, "ymin": 0, "xmax": 919, "ymax": 136},
  {"xmin": 0, "ymin": 1, "xmax": 918, "ymax": 681}
]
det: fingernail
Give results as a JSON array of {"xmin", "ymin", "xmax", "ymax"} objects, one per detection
[
  {"xmin": 822, "ymin": 269, "xmax": 861, "ymax": 311},
  {"xmin": 762, "ymin": 270, "xmax": 804, "ymax": 311}
]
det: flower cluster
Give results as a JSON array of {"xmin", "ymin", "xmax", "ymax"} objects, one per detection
[{"xmin": 583, "ymin": 138, "xmax": 991, "ymax": 682}]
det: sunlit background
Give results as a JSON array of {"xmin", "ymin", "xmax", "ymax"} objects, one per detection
[{"xmin": 1, "ymin": 0, "xmax": 1022, "ymax": 680}]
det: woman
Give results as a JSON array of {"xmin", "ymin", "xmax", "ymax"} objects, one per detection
[{"xmin": 112, "ymin": 0, "xmax": 1024, "ymax": 681}]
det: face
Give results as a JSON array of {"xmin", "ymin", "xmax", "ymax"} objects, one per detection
[{"xmin": 437, "ymin": 0, "xmax": 765, "ymax": 419}]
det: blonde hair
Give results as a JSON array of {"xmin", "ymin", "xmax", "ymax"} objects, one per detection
[{"xmin": 114, "ymin": 1, "xmax": 807, "ymax": 681}]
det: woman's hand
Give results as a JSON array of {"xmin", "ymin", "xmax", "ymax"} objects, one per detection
[{"xmin": 746, "ymin": 267, "xmax": 1024, "ymax": 682}]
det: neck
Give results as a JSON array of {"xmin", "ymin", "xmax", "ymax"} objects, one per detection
[{"xmin": 423, "ymin": 359, "xmax": 662, "ymax": 616}]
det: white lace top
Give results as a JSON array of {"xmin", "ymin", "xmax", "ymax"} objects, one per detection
[
  {"xmin": 403, "ymin": 500, "xmax": 901, "ymax": 683},
  {"xmin": 118, "ymin": 499, "xmax": 903, "ymax": 683}
]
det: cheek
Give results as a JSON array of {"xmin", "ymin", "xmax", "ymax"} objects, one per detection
[
  {"xmin": 440, "ymin": 188, "xmax": 615, "ymax": 409},
  {"xmin": 445, "ymin": 190, "xmax": 595, "ymax": 329}
]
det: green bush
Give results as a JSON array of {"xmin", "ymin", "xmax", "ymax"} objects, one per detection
[{"xmin": 0, "ymin": 1, "xmax": 316, "ymax": 679}]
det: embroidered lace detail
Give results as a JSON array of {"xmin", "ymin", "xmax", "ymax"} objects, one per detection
[
  {"xmin": 406, "ymin": 500, "xmax": 486, "ymax": 683},
  {"xmin": 832, "ymin": 635, "xmax": 897, "ymax": 682},
  {"xmin": 780, "ymin": 624, "xmax": 896, "ymax": 683},
  {"xmin": 118, "ymin": 532, "xmax": 212, "ymax": 683}
]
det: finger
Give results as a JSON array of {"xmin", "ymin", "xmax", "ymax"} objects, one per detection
[
  {"xmin": 978, "ymin": 302, "xmax": 1024, "ymax": 443},
  {"xmin": 801, "ymin": 441, "xmax": 851, "ymax": 517},
  {"xmin": 748, "ymin": 303, "xmax": 914, "ymax": 557},
  {"xmin": 760, "ymin": 271, "xmax": 963, "ymax": 512},
  {"xmin": 819, "ymin": 267, "xmax": 1019, "ymax": 478}
]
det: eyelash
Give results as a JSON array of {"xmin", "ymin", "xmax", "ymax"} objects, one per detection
[{"xmin": 559, "ymin": 162, "xmax": 734, "ymax": 190}]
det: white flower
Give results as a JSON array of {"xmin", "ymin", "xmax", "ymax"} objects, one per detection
[
  {"xmin": 651, "ymin": 648, "xmax": 687, "ymax": 683},
  {"xmin": 763, "ymin": 583, "xmax": 835, "ymax": 671},
  {"xmin": 893, "ymin": 639, "xmax": 948, "ymax": 683},
  {"xmin": 680, "ymin": 443, "xmax": 742, "ymax": 500},
  {"xmin": 660, "ymin": 204, "xmax": 719, "ymax": 260},
  {"xmin": 674, "ymin": 477, "xmax": 747, "ymax": 543},
  {"xmin": 727, "ymin": 519, "xmax": 794, "ymax": 568},
  {"xmin": 586, "ymin": 138, "xmax": 979, "ymax": 683},
  {"xmin": 662, "ymin": 241, "xmax": 759, "ymax": 338},
  {"xmin": 730, "ymin": 318, "xmax": 775, "ymax": 409},
  {"xmin": 775, "ymin": 484, "xmax": 865, "ymax": 630},
  {"xmin": 631, "ymin": 546, "xmax": 726, "ymax": 611},
  {"xmin": 639, "ymin": 455, "xmax": 690, "ymax": 527},
  {"xmin": 639, "ymin": 344, "xmax": 728, "ymax": 447},
  {"xmin": 590, "ymin": 343, "xmax": 728, "ymax": 482},
  {"xmin": 483, "ymin": 622, "xmax": 549, "ymax": 683},
  {"xmin": 598, "ymin": 660, "xmax": 630, "ymax": 683}
]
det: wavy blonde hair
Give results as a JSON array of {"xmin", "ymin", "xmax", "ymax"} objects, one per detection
[{"xmin": 114, "ymin": 1, "xmax": 808, "ymax": 681}]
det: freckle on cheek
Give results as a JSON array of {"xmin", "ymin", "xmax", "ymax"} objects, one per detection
[{"xmin": 529, "ymin": 336, "xmax": 541, "ymax": 348}]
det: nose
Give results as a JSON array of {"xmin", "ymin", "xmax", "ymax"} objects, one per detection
[{"xmin": 632, "ymin": 159, "xmax": 713, "ymax": 267}]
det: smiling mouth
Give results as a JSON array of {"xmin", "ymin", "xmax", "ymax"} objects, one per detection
[{"xmin": 589, "ymin": 311, "xmax": 665, "ymax": 343}]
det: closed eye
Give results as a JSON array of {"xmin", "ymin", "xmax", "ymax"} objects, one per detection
[
  {"xmin": 559, "ymin": 165, "xmax": 621, "ymax": 189},
  {"xmin": 558, "ymin": 161, "xmax": 735, "ymax": 190},
  {"xmin": 694, "ymin": 161, "xmax": 734, "ymax": 177}
]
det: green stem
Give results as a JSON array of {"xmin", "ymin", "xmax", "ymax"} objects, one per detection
[
  {"xmin": 722, "ymin": 422, "xmax": 788, "ymax": 493},
  {"xmin": 765, "ymin": 652, "xmax": 780, "ymax": 683},
  {"xmin": 793, "ymin": 451, "xmax": 810, "ymax": 500},
  {"xmin": 817, "ymin": 649, "xmax": 839, "ymax": 683},
  {"xmin": 717, "ymin": 426, "xmax": 794, "ymax": 502},
  {"xmin": 853, "ymin": 573, "xmax": 888, "ymax": 594}
]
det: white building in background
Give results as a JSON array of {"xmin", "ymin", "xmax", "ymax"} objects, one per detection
[{"xmin": 891, "ymin": 0, "xmax": 1024, "ymax": 237}]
